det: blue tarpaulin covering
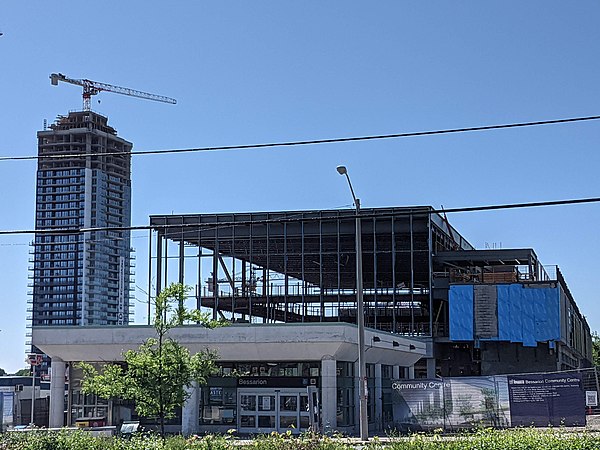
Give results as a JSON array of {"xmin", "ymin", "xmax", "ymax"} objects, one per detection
[
  {"xmin": 497, "ymin": 284, "xmax": 560, "ymax": 346},
  {"xmin": 450, "ymin": 284, "xmax": 560, "ymax": 346},
  {"xmin": 449, "ymin": 285, "xmax": 474, "ymax": 340}
]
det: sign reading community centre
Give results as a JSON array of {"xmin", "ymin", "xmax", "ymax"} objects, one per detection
[
  {"xmin": 391, "ymin": 373, "xmax": 585, "ymax": 430},
  {"xmin": 507, "ymin": 373, "xmax": 585, "ymax": 426}
]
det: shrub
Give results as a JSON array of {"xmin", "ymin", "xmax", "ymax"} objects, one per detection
[{"xmin": 2, "ymin": 427, "xmax": 600, "ymax": 450}]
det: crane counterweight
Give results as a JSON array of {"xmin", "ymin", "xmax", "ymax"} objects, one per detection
[{"xmin": 49, "ymin": 73, "xmax": 177, "ymax": 111}]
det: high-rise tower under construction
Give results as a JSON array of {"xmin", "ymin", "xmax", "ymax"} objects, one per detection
[{"xmin": 30, "ymin": 111, "xmax": 132, "ymax": 336}]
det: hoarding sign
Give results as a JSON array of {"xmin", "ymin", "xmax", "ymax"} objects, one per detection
[
  {"xmin": 507, "ymin": 373, "xmax": 585, "ymax": 426},
  {"xmin": 391, "ymin": 379, "xmax": 446, "ymax": 431}
]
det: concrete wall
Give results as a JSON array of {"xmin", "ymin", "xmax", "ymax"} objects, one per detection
[{"xmin": 480, "ymin": 341, "xmax": 557, "ymax": 375}]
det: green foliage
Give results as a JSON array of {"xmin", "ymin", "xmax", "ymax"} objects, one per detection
[
  {"xmin": 0, "ymin": 367, "xmax": 6, "ymax": 376},
  {"xmin": 3, "ymin": 428, "xmax": 600, "ymax": 450},
  {"xmin": 592, "ymin": 331, "xmax": 600, "ymax": 367},
  {"xmin": 80, "ymin": 283, "xmax": 221, "ymax": 436},
  {"xmin": 248, "ymin": 431, "xmax": 354, "ymax": 450},
  {"xmin": 12, "ymin": 368, "xmax": 31, "ymax": 376},
  {"xmin": 0, "ymin": 429, "xmax": 108, "ymax": 450},
  {"xmin": 378, "ymin": 428, "xmax": 600, "ymax": 450}
]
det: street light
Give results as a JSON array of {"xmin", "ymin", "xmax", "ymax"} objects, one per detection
[
  {"xmin": 26, "ymin": 353, "xmax": 42, "ymax": 427},
  {"xmin": 336, "ymin": 165, "xmax": 368, "ymax": 441}
]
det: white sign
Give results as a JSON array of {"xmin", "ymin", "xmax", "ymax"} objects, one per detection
[
  {"xmin": 586, "ymin": 390, "xmax": 598, "ymax": 407},
  {"xmin": 2, "ymin": 392, "xmax": 13, "ymax": 426},
  {"xmin": 262, "ymin": 396, "xmax": 271, "ymax": 411}
]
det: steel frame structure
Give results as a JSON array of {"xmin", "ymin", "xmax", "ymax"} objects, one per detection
[{"xmin": 149, "ymin": 207, "xmax": 472, "ymax": 335}]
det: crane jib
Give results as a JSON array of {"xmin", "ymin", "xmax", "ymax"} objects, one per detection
[{"xmin": 49, "ymin": 73, "xmax": 177, "ymax": 110}]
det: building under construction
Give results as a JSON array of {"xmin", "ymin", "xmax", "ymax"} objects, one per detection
[
  {"xmin": 149, "ymin": 206, "xmax": 592, "ymax": 378},
  {"xmin": 33, "ymin": 207, "xmax": 593, "ymax": 434},
  {"xmin": 32, "ymin": 111, "xmax": 133, "ymax": 328},
  {"xmin": 149, "ymin": 207, "xmax": 469, "ymax": 333}
]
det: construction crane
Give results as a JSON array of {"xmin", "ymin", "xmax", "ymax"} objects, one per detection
[{"xmin": 50, "ymin": 73, "xmax": 177, "ymax": 111}]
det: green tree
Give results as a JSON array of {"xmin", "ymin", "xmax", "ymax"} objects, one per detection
[
  {"xmin": 12, "ymin": 368, "xmax": 30, "ymax": 376},
  {"xmin": 80, "ymin": 283, "xmax": 224, "ymax": 436},
  {"xmin": 0, "ymin": 367, "xmax": 6, "ymax": 376},
  {"xmin": 592, "ymin": 332, "xmax": 600, "ymax": 367}
]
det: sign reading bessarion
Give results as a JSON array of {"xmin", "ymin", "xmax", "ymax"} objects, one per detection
[{"xmin": 237, "ymin": 377, "xmax": 318, "ymax": 388}]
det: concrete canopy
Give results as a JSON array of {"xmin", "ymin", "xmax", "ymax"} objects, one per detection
[{"xmin": 32, "ymin": 323, "xmax": 426, "ymax": 367}]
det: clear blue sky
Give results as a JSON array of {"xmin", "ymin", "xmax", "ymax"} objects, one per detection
[{"xmin": 1, "ymin": 1, "xmax": 600, "ymax": 373}]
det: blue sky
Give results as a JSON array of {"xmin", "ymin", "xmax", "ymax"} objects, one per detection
[{"xmin": 1, "ymin": 1, "xmax": 600, "ymax": 372}]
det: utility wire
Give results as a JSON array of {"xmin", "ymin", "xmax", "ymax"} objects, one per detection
[
  {"xmin": 1, "ymin": 195, "xmax": 599, "ymax": 236},
  {"xmin": 2, "ymin": 114, "xmax": 600, "ymax": 162}
]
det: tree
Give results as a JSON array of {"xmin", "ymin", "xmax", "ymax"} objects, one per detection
[
  {"xmin": 80, "ymin": 283, "xmax": 224, "ymax": 436},
  {"xmin": 592, "ymin": 332, "xmax": 600, "ymax": 367},
  {"xmin": 12, "ymin": 368, "xmax": 30, "ymax": 377},
  {"xmin": 0, "ymin": 368, "xmax": 6, "ymax": 376}
]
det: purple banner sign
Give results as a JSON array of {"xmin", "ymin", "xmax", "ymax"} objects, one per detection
[{"xmin": 507, "ymin": 372, "xmax": 584, "ymax": 426}]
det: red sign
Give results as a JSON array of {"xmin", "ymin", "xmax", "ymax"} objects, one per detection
[{"xmin": 27, "ymin": 354, "xmax": 43, "ymax": 366}]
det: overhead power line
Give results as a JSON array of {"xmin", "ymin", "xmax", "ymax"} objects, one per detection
[
  {"xmin": 1, "ymin": 114, "xmax": 600, "ymax": 162},
  {"xmin": 1, "ymin": 195, "xmax": 599, "ymax": 236}
]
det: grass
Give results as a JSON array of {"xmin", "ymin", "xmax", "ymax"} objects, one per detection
[{"xmin": 1, "ymin": 427, "xmax": 600, "ymax": 450}]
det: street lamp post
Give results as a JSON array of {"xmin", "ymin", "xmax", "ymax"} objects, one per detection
[
  {"xmin": 336, "ymin": 165, "xmax": 368, "ymax": 441},
  {"xmin": 30, "ymin": 363, "xmax": 36, "ymax": 426},
  {"xmin": 26, "ymin": 354, "xmax": 41, "ymax": 427}
]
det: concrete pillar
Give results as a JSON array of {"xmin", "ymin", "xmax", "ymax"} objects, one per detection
[
  {"xmin": 392, "ymin": 366, "xmax": 400, "ymax": 380},
  {"xmin": 407, "ymin": 365, "xmax": 415, "ymax": 379},
  {"xmin": 321, "ymin": 357, "xmax": 337, "ymax": 433},
  {"xmin": 374, "ymin": 364, "xmax": 382, "ymax": 432},
  {"xmin": 49, "ymin": 359, "xmax": 66, "ymax": 428},
  {"xmin": 181, "ymin": 381, "xmax": 200, "ymax": 436},
  {"xmin": 426, "ymin": 358, "xmax": 436, "ymax": 379}
]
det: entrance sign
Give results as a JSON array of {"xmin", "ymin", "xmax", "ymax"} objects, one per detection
[
  {"xmin": 237, "ymin": 377, "xmax": 318, "ymax": 388},
  {"xmin": 507, "ymin": 373, "xmax": 585, "ymax": 426}
]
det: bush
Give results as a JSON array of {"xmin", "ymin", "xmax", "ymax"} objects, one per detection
[
  {"xmin": 379, "ymin": 428, "xmax": 600, "ymax": 450},
  {"xmin": 2, "ymin": 428, "xmax": 600, "ymax": 450}
]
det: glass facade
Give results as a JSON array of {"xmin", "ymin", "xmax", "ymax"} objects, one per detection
[
  {"xmin": 381, "ymin": 364, "xmax": 394, "ymax": 428},
  {"xmin": 200, "ymin": 362, "xmax": 319, "ymax": 433},
  {"xmin": 66, "ymin": 358, "xmax": 402, "ymax": 433},
  {"xmin": 200, "ymin": 379, "xmax": 237, "ymax": 426},
  {"xmin": 336, "ymin": 361, "xmax": 355, "ymax": 427}
]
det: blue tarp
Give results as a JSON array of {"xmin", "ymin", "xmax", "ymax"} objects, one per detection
[
  {"xmin": 449, "ymin": 285, "xmax": 474, "ymax": 340},
  {"xmin": 497, "ymin": 285, "xmax": 524, "ymax": 342},
  {"xmin": 496, "ymin": 284, "xmax": 560, "ymax": 346},
  {"xmin": 521, "ymin": 289, "xmax": 536, "ymax": 347},
  {"xmin": 451, "ymin": 284, "xmax": 560, "ymax": 346}
]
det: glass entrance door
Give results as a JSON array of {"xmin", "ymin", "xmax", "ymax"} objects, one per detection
[{"xmin": 238, "ymin": 389, "xmax": 310, "ymax": 434}]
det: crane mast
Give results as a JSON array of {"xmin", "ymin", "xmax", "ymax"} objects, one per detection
[{"xmin": 50, "ymin": 73, "xmax": 177, "ymax": 111}]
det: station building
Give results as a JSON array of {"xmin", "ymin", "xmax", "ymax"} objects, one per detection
[{"xmin": 32, "ymin": 206, "xmax": 592, "ymax": 435}]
